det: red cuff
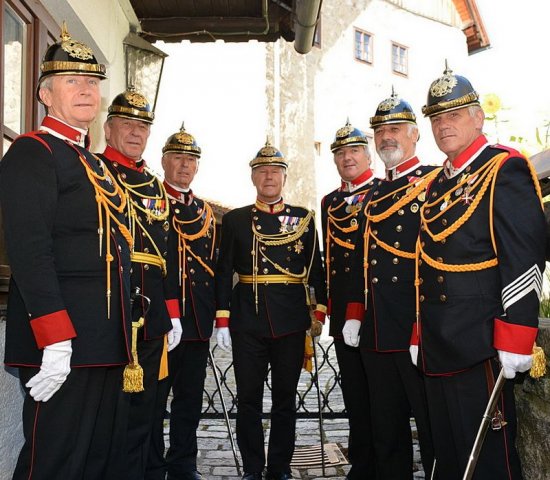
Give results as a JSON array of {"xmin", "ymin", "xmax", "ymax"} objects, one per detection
[
  {"xmin": 30, "ymin": 310, "xmax": 77, "ymax": 349},
  {"xmin": 327, "ymin": 297, "xmax": 332, "ymax": 316},
  {"xmin": 493, "ymin": 318, "xmax": 537, "ymax": 354},
  {"xmin": 165, "ymin": 299, "xmax": 180, "ymax": 319},
  {"xmin": 345, "ymin": 302, "xmax": 365, "ymax": 322},
  {"xmin": 314, "ymin": 309, "xmax": 326, "ymax": 324},
  {"xmin": 216, "ymin": 317, "xmax": 229, "ymax": 328},
  {"xmin": 410, "ymin": 322, "xmax": 419, "ymax": 346}
]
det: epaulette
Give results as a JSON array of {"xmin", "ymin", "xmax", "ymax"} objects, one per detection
[{"xmin": 14, "ymin": 130, "xmax": 51, "ymax": 153}]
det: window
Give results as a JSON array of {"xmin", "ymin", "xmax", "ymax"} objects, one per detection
[
  {"xmin": 313, "ymin": 17, "xmax": 321, "ymax": 48},
  {"xmin": 392, "ymin": 42, "xmax": 408, "ymax": 76},
  {"xmin": 354, "ymin": 29, "xmax": 372, "ymax": 64}
]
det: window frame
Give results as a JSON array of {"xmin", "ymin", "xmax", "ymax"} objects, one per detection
[
  {"xmin": 353, "ymin": 28, "xmax": 373, "ymax": 65},
  {"xmin": 391, "ymin": 41, "xmax": 409, "ymax": 77}
]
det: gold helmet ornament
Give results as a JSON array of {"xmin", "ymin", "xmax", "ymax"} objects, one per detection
[
  {"xmin": 108, "ymin": 87, "xmax": 154, "ymax": 124},
  {"xmin": 162, "ymin": 122, "xmax": 201, "ymax": 158},
  {"xmin": 330, "ymin": 119, "xmax": 369, "ymax": 153},
  {"xmin": 422, "ymin": 61, "xmax": 480, "ymax": 118},
  {"xmin": 370, "ymin": 87, "xmax": 417, "ymax": 128},
  {"xmin": 249, "ymin": 139, "xmax": 288, "ymax": 169}
]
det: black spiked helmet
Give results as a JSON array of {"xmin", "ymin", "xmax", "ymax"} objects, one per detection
[
  {"xmin": 108, "ymin": 87, "xmax": 154, "ymax": 124},
  {"xmin": 330, "ymin": 119, "xmax": 369, "ymax": 153},
  {"xmin": 249, "ymin": 139, "xmax": 287, "ymax": 169},
  {"xmin": 162, "ymin": 123, "xmax": 201, "ymax": 157},
  {"xmin": 370, "ymin": 87, "xmax": 416, "ymax": 128},
  {"xmin": 38, "ymin": 21, "xmax": 107, "ymax": 84},
  {"xmin": 422, "ymin": 61, "xmax": 480, "ymax": 117}
]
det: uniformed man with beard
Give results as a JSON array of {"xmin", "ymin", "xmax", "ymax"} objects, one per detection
[{"xmin": 344, "ymin": 90, "xmax": 436, "ymax": 479}]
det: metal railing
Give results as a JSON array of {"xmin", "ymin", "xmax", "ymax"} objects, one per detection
[{"xmin": 203, "ymin": 337, "xmax": 347, "ymax": 419}]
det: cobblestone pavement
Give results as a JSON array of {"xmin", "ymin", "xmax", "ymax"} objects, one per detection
[{"xmin": 163, "ymin": 333, "xmax": 426, "ymax": 479}]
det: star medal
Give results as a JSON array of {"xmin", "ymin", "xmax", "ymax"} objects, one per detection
[{"xmin": 294, "ymin": 240, "xmax": 304, "ymax": 254}]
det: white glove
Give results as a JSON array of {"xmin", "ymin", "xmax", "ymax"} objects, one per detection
[
  {"xmin": 498, "ymin": 350, "xmax": 532, "ymax": 379},
  {"xmin": 410, "ymin": 345, "xmax": 419, "ymax": 366},
  {"xmin": 216, "ymin": 327, "xmax": 232, "ymax": 352},
  {"xmin": 26, "ymin": 339, "xmax": 72, "ymax": 402},
  {"xmin": 167, "ymin": 318, "xmax": 183, "ymax": 352},
  {"xmin": 342, "ymin": 319, "xmax": 361, "ymax": 347}
]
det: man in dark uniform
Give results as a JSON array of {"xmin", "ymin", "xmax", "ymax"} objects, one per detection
[
  {"xmin": 99, "ymin": 89, "xmax": 182, "ymax": 479},
  {"xmin": 148, "ymin": 124, "xmax": 216, "ymax": 480},
  {"xmin": 215, "ymin": 142, "xmax": 327, "ymax": 480},
  {"xmin": 0, "ymin": 24, "xmax": 132, "ymax": 479},
  {"xmin": 344, "ymin": 91, "xmax": 436, "ymax": 479},
  {"xmin": 319, "ymin": 120, "xmax": 377, "ymax": 479},
  {"xmin": 412, "ymin": 65, "xmax": 546, "ymax": 479}
]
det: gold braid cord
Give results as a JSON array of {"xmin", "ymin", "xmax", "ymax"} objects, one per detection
[
  {"xmin": 119, "ymin": 171, "xmax": 169, "ymax": 276},
  {"xmin": 325, "ymin": 200, "xmax": 359, "ymax": 298},
  {"xmin": 172, "ymin": 201, "xmax": 215, "ymax": 310},
  {"xmin": 79, "ymin": 152, "xmax": 132, "ymax": 317},
  {"xmin": 251, "ymin": 209, "xmax": 314, "ymax": 312},
  {"xmin": 361, "ymin": 170, "xmax": 439, "ymax": 302}
]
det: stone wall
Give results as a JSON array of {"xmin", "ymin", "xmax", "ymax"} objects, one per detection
[{"xmin": 516, "ymin": 319, "xmax": 550, "ymax": 480}]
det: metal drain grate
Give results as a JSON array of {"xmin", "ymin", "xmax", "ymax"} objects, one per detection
[{"xmin": 290, "ymin": 443, "xmax": 348, "ymax": 468}]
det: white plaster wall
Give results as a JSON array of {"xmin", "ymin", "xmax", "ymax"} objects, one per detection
[{"xmin": 314, "ymin": 0, "xmax": 469, "ymax": 210}]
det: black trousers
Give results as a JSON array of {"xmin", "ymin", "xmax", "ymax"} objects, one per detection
[
  {"xmin": 424, "ymin": 359, "xmax": 522, "ymax": 480},
  {"xmin": 334, "ymin": 339, "xmax": 376, "ymax": 479},
  {"xmin": 13, "ymin": 365, "xmax": 129, "ymax": 480},
  {"xmin": 361, "ymin": 349, "xmax": 435, "ymax": 479},
  {"xmin": 146, "ymin": 340, "xmax": 210, "ymax": 480},
  {"xmin": 231, "ymin": 330, "xmax": 305, "ymax": 474},
  {"xmin": 124, "ymin": 336, "xmax": 164, "ymax": 480}
]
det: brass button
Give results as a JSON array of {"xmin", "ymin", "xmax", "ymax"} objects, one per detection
[
  {"xmin": 286, "ymin": 257, "xmax": 291, "ymax": 261},
  {"xmin": 419, "ymin": 277, "xmax": 423, "ymax": 284},
  {"xmin": 419, "ymin": 295, "xmax": 425, "ymax": 302},
  {"xmin": 373, "ymin": 230, "xmax": 378, "ymax": 235},
  {"xmin": 441, "ymin": 238, "xmax": 446, "ymax": 244},
  {"xmin": 205, "ymin": 281, "xmax": 209, "ymax": 287},
  {"xmin": 192, "ymin": 281, "xmax": 196, "ymax": 286},
  {"xmin": 420, "ymin": 225, "xmax": 426, "ymax": 231},
  {"xmin": 187, "ymin": 257, "xmax": 193, "ymax": 262},
  {"xmin": 372, "ymin": 277, "xmax": 378, "ymax": 284},
  {"xmin": 190, "ymin": 268, "xmax": 195, "ymax": 274},
  {"xmin": 394, "ymin": 241, "xmax": 400, "ymax": 248},
  {"xmin": 262, "ymin": 258, "xmax": 267, "ymax": 263},
  {"xmin": 418, "ymin": 259, "xmax": 423, "ymax": 265},
  {"xmin": 371, "ymin": 244, "xmax": 377, "ymax": 250},
  {"xmin": 392, "ymin": 257, "xmax": 399, "ymax": 264},
  {"xmin": 371, "ymin": 259, "xmax": 377, "ymax": 265},
  {"xmin": 263, "ymin": 268, "xmax": 269, "ymax": 274},
  {"xmin": 144, "ymin": 264, "xmax": 150, "ymax": 270},
  {"xmin": 425, "ymin": 208, "xmax": 430, "ymax": 214},
  {"xmin": 345, "ymin": 267, "xmax": 350, "ymax": 272},
  {"xmin": 287, "ymin": 246, "xmax": 291, "ymax": 251},
  {"xmin": 442, "ymin": 219, "xmax": 448, "ymax": 226},
  {"xmin": 331, "ymin": 270, "xmax": 336, "ymax": 276},
  {"xmin": 392, "ymin": 276, "xmax": 398, "ymax": 283},
  {"xmin": 144, "ymin": 247, "xmax": 149, "ymax": 253},
  {"xmin": 398, "ymin": 209, "xmax": 404, "ymax": 216},
  {"xmin": 396, "ymin": 225, "xmax": 402, "ymax": 232},
  {"xmin": 344, "ymin": 252, "xmax": 349, "ymax": 258},
  {"xmin": 163, "ymin": 251, "xmax": 167, "ymax": 257},
  {"xmin": 330, "ymin": 257, "xmax": 335, "ymax": 262},
  {"xmin": 436, "ymin": 256, "xmax": 443, "ymax": 262},
  {"xmin": 440, "ymin": 294, "xmax": 447, "ymax": 302},
  {"xmin": 437, "ymin": 275, "xmax": 444, "ymax": 283}
]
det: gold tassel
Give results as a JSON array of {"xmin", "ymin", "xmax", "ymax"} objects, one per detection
[
  {"xmin": 158, "ymin": 335, "xmax": 169, "ymax": 380},
  {"xmin": 529, "ymin": 342, "xmax": 547, "ymax": 379},
  {"xmin": 303, "ymin": 332, "xmax": 314, "ymax": 372},
  {"xmin": 123, "ymin": 317, "xmax": 145, "ymax": 392}
]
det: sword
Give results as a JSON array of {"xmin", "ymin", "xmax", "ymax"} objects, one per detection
[
  {"xmin": 311, "ymin": 336, "xmax": 326, "ymax": 477},
  {"xmin": 208, "ymin": 349, "xmax": 242, "ymax": 476},
  {"xmin": 462, "ymin": 369, "xmax": 506, "ymax": 480}
]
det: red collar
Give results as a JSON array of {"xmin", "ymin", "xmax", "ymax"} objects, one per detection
[
  {"xmin": 102, "ymin": 145, "xmax": 145, "ymax": 172},
  {"xmin": 341, "ymin": 169, "xmax": 374, "ymax": 192},
  {"xmin": 41, "ymin": 116, "xmax": 90, "ymax": 148},
  {"xmin": 254, "ymin": 197, "xmax": 285, "ymax": 214},
  {"xmin": 444, "ymin": 135, "xmax": 488, "ymax": 177},
  {"xmin": 164, "ymin": 180, "xmax": 193, "ymax": 204},
  {"xmin": 386, "ymin": 156, "xmax": 420, "ymax": 181}
]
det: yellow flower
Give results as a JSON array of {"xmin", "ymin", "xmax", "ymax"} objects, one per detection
[{"xmin": 482, "ymin": 93, "xmax": 502, "ymax": 115}]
